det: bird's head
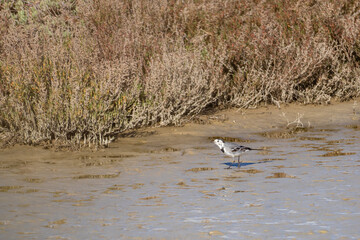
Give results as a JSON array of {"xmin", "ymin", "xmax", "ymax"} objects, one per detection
[{"xmin": 214, "ymin": 139, "xmax": 224, "ymax": 149}]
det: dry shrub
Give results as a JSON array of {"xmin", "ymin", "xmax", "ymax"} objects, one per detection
[
  {"xmin": 143, "ymin": 43, "xmax": 227, "ymax": 125},
  {"xmin": 222, "ymin": 0, "xmax": 360, "ymax": 106},
  {"xmin": 0, "ymin": 0, "xmax": 360, "ymax": 148}
]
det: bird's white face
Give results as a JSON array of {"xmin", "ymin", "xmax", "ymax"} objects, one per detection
[{"xmin": 214, "ymin": 139, "xmax": 224, "ymax": 149}]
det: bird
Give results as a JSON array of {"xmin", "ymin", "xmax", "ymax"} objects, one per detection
[{"xmin": 213, "ymin": 139, "xmax": 260, "ymax": 168}]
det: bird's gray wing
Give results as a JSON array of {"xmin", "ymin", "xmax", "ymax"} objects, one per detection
[
  {"xmin": 231, "ymin": 146, "xmax": 251, "ymax": 153},
  {"xmin": 224, "ymin": 142, "xmax": 240, "ymax": 148},
  {"xmin": 225, "ymin": 142, "xmax": 251, "ymax": 153}
]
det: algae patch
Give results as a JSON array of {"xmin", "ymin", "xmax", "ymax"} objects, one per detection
[
  {"xmin": 0, "ymin": 186, "xmax": 23, "ymax": 192},
  {"xmin": 266, "ymin": 172, "xmax": 297, "ymax": 179},
  {"xmin": 240, "ymin": 169, "xmax": 263, "ymax": 174},
  {"xmin": 208, "ymin": 136, "xmax": 256, "ymax": 143},
  {"xmin": 319, "ymin": 150, "xmax": 356, "ymax": 157},
  {"xmin": 186, "ymin": 167, "xmax": 216, "ymax": 172},
  {"xmin": 73, "ymin": 172, "xmax": 120, "ymax": 179}
]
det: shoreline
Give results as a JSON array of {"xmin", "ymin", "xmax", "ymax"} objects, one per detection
[{"xmin": 2, "ymin": 97, "xmax": 359, "ymax": 154}]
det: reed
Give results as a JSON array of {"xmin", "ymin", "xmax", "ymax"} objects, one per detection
[{"xmin": 1, "ymin": 0, "xmax": 359, "ymax": 148}]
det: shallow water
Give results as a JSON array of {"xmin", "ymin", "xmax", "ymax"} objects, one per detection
[{"xmin": 1, "ymin": 101, "xmax": 360, "ymax": 239}]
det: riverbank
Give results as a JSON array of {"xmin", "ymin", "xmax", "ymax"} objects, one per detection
[{"xmin": 1, "ymin": 0, "xmax": 360, "ymax": 148}]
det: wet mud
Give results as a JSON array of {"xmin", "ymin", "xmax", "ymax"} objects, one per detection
[{"xmin": 1, "ymin": 100, "xmax": 360, "ymax": 239}]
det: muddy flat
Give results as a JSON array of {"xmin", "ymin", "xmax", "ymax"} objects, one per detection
[{"xmin": 1, "ymin": 100, "xmax": 360, "ymax": 239}]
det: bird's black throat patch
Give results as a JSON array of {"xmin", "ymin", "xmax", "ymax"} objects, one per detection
[{"xmin": 221, "ymin": 148, "xmax": 224, "ymax": 153}]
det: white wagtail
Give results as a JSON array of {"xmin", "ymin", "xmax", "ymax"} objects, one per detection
[{"xmin": 214, "ymin": 139, "xmax": 261, "ymax": 168}]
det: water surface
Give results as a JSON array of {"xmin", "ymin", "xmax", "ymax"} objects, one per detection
[{"xmin": 1, "ymin": 101, "xmax": 360, "ymax": 239}]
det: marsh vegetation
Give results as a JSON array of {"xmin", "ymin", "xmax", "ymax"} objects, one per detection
[{"xmin": 1, "ymin": 0, "xmax": 360, "ymax": 147}]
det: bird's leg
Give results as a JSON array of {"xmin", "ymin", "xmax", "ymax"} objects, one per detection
[
  {"xmin": 226, "ymin": 157, "xmax": 235, "ymax": 169},
  {"xmin": 237, "ymin": 156, "xmax": 241, "ymax": 168},
  {"xmin": 225, "ymin": 159, "xmax": 232, "ymax": 169}
]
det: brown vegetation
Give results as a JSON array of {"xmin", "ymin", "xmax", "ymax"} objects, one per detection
[{"xmin": 1, "ymin": 0, "xmax": 360, "ymax": 148}]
